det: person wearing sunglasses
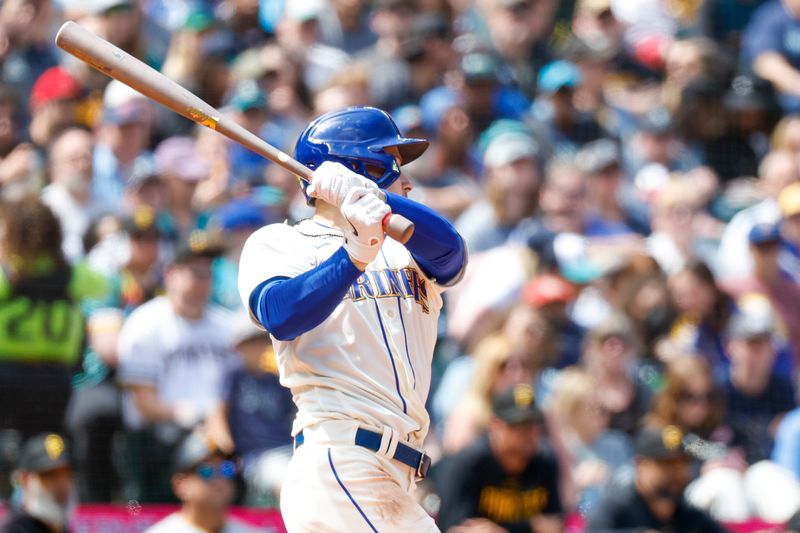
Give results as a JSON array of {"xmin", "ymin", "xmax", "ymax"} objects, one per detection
[{"xmin": 145, "ymin": 431, "xmax": 258, "ymax": 533}]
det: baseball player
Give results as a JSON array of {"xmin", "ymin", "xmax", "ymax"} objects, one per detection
[{"xmin": 238, "ymin": 107, "xmax": 466, "ymax": 532}]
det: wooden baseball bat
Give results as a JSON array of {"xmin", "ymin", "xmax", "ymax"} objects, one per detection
[{"xmin": 54, "ymin": 21, "xmax": 414, "ymax": 243}]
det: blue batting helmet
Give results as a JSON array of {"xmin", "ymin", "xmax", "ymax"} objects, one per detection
[{"xmin": 293, "ymin": 107, "xmax": 429, "ymax": 193}]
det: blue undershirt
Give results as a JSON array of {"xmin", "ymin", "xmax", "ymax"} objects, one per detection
[{"xmin": 249, "ymin": 192, "xmax": 465, "ymax": 341}]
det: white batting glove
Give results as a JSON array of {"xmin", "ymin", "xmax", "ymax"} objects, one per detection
[
  {"xmin": 307, "ymin": 161, "xmax": 379, "ymax": 207},
  {"xmin": 340, "ymin": 187, "xmax": 391, "ymax": 265}
]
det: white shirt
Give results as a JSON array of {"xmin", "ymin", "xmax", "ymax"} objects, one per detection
[
  {"xmin": 238, "ymin": 219, "xmax": 456, "ymax": 447},
  {"xmin": 117, "ymin": 297, "xmax": 235, "ymax": 434},
  {"xmin": 716, "ymin": 199, "xmax": 780, "ymax": 280},
  {"xmin": 144, "ymin": 512, "xmax": 263, "ymax": 533},
  {"xmin": 40, "ymin": 183, "xmax": 92, "ymax": 262}
]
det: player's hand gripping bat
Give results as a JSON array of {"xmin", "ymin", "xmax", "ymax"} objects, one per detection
[{"xmin": 54, "ymin": 21, "xmax": 414, "ymax": 243}]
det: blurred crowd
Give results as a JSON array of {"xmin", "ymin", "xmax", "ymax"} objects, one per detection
[{"xmin": 3, "ymin": 0, "xmax": 800, "ymax": 531}]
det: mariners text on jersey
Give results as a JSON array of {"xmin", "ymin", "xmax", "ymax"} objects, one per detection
[{"xmin": 347, "ymin": 268, "xmax": 429, "ymax": 314}]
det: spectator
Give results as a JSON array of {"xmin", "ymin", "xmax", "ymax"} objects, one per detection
[
  {"xmin": 778, "ymin": 181, "xmax": 800, "ymax": 283},
  {"xmin": 522, "ymin": 274, "xmax": 583, "ymax": 369},
  {"xmin": 743, "ymin": 0, "xmax": 800, "ymax": 114},
  {"xmin": 358, "ymin": 0, "xmax": 417, "ymax": 111},
  {"xmin": 144, "ymin": 431, "xmax": 260, "ymax": 533},
  {"xmin": 154, "ymin": 136, "xmax": 210, "ymax": 242},
  {"xmin": 455, "ymin": 128, "xmax": 541, "ymax": 253},
  {"xmin": 116, "ymin": 233, "xmax": 234, "ymax": 502},
  {"xmin": 317, "ymin": 0, "xmax": 376, "ymax": 55},
  {"xmin": 0, "ymin": 83, "xmax": 39, "ymax": 202},
  {"xmin": 435, "ymin": 383, "xmax": 563, "ymax": 533},
  {"xmin": 210, "ymin": 198, "xmax": 269, "ymax": 310},
  {"xmin": 720, "ymin": 222, "xmax": 800, "ymax": 369},
  {"xmin": 547, "ymin": 367, "xmax": 633, "ymax": 515},
  {"xmin": 235, "ymin": 43, "xmax": 307, "ymax": 152},
  {"xmin": 223, "ymin": 81, "xmax": 271, "ymax": 190},
  {"xmin": 442, "ymin": 333, "xmax": 537, "ymax": 454},
  {"xmin": 647, "ymin": 177, "xmax": 711, "ymax": 275},
  {"xmin": 28, "ymin": 66, "xmax": 84, "ymax": 149},
  {"xmin": 67, "ymin": 208, "xmax": 164, "ymax": 502},
  {"xmin": 456, "ymin": 52, "xmax": 529, "ymax": 133},
  {"xmin": 0, "ymin": 433, "xmax": 75, "ymax": 533},
  {"xmin": 718, "ymin": 149, "xmax": 799, "ymax": 282},
  {"xmin": 275, "ymin": 0, "xmax": 351, "ymax": 95},
  {"xmin": 206, "ymin": 312, "xmax": 295, "ymax": 506},
  {"xmin": 0, "ymin": 0, "xmax": 59, "ymax": 120},
  {"xmin": 40, "ymin": 127, "xmax": 99, "ymax": 262},
  {"xmin": 0, "ymin": 197, "xmax": 106, "ymax": 441},
  {"xmin": 531, "ymin": 60, "xmax": 605, "ymax": 157},
  {"xmin": 666, "ymin": 261, "xmax": 733, "ymax": 369},
  {"xmin": 722, "ymin": 303, "xmax": 796, "ymax": 464},
  {"xmin": 585, "ymin": 425, "xmax": 728, "ymax": 533},
  {"xmin": 474, "ymin": 0, "xmax": 556, "ymax": 98},
  {"xmin": 772, "ymin": 114, "xmax": 800, "ymax": 167},
  {"xmin": 578, "ymin": 312, "xmax": 652, "ymax": 437},
  {"xmin": 92, "ymin": 81, "xmax": 153, "ymax": 209},
  {"xmin": 576, "ymin": 138, "xmax": 647, "ymax": 236}
]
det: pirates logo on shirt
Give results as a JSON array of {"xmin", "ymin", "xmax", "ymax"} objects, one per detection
[
  {"xmin": 662, "ymin": 425, "xmax": 683, "ymax": 451},
  {"xmin": 513, "ymin": 384, "xmax": 534, "ymax": 409},
  {"xmin": 44, "ymin": 434, "xmax": 65, "ymax": 460}
]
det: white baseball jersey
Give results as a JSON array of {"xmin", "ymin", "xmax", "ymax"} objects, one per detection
[{"xmin": 238, "ymin": 218, "xmax": 454, "ymax": 447}]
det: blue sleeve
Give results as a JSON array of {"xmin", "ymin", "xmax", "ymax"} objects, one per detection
[
  {"xmin": 384, "ymin": 192, "xmax": 466, "ymax": 286},
  {"xmin": 248, "ymin": 246, "xmax": 362, "ymax": 341},
  {"xmin": 742, "ymin": 2, "xmax": 786, "ymax": 64}
]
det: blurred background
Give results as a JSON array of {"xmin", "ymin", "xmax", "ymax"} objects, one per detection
[{"xmin": 1, "ymin": 0, "xmax": 800, "ymax": 531}]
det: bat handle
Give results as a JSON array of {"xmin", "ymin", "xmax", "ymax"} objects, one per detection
[{"xmin": 383, "ymin": 213, "xmax": 414, "ymax": 244}]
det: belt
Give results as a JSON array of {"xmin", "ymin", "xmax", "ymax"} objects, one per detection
[{"xmin": 294, "ymin": 427, "xmax": 431, "ymax": 479}]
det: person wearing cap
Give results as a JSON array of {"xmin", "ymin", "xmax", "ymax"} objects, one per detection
[
  {"xmin": 522, "ymin": 274, "xmax": 584, "ymax": 369},
  {"xmin": 357, "ymin": 0, "xmax": 417, "ymax": 111},
  {"xmin": 40, "ymin": 127, "xmax": 100, "ymax": 262},
  {"xmin": 116, "ymin": 231, "xmax": 234, "ymax": 502},
  {"xmin": 585, "ymin": 425, "xmax": 727, "ymax": 532},
  {"xmin": 457, "ymin": 52, "xmax": 530, "ymax": 133},
  {"xmin": 154, "ymin": 136, "xmax": 210, "ymax": 242},
  {"xmin": 476, "ymin": 0, "xmax": 555, "ymax": 98},
  {"xmin": 224, "ymin": 81, "xmax": 272, "ymax": 187},
  {"xmin": 435, "ymin": 383, "xmax": 563, "ymax": 532},
  {"xmin": 721, "ymin": 298, "xmax": 796, "ymax": 464},
  {"xmin": 28, "ymin": 66, "xmax": 84, "ymax": 148},
  {"xmin": 718, "ymin": 149, "xmax": 800, "ymax": 282},
  {"xmin": 210, "ymin": 199, "xmax": 269, "ymax": 311},
  {"xmin": 205, "ymin": 312, "xmax": 295, "ymax": 505},
  {"xmin": 531, "ymin": 60, "xmax": 605, "ymax": 157},
  {"xmin": 144, "ymin": 431, "xmax": 258, "ymax": 533},
  {"xmin": 92, "ymin": 81, "xmax": 153, "ymax": 210},
  {"xmin": 577, "ymin": 138, "xmax": 648, "ymax": 237},
  {"xmin": 274, "ymin": 0, "xmax": 351, "ymax": 94},
  {"xmin": 455, "ymin": 127, "xmax": 541, "ymax": 253},
  {"xmin": 1, "ymin": 433, "xmax": 75, "ymax": 533},
  {"xmin": 720, "ymin": 221, "xmax": 800, "ymax": 370}
]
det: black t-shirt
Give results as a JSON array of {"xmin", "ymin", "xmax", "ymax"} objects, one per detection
[
  {"xmin": 585, "ymin": 483, "xmax": 729, "ymax": 533},
  {"xmin": 724, "ymin": 372, "xmax": 796, "ymax": 463},
  {"xmin": 0, "ymin": 512, "xmax": 67, "ymax": 533},
  {"xmin": 434, "ymin": 434, "xmax": 562, "ymax": 533}
]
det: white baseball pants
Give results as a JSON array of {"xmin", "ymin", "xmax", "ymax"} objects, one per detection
[{"xmin": 280, "ymin": 420, "xmax": 440, "ymax": 532}]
